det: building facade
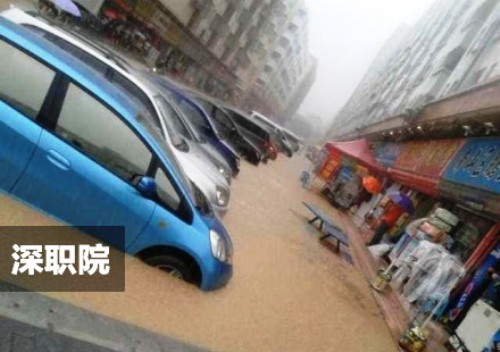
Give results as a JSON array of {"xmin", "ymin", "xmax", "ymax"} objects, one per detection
[
  {"xmin": 76, "ymin": 0, "xmax": 315, "ymax": 119},
  {"xmin": 329, "ymin": 0, "xmax": 500, "ymax": 138},
  {"xmin": 187, "ymin": 0, "xmax": 316, "ymax": 121}
]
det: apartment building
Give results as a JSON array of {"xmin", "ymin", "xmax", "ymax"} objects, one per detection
[
  {"xmin": 329, "ymin": 0, "xmax": 500, "ymax": 138},
  {"xmin": 78, "ymin": 0, "xmax": 314, "ymax": 117}
]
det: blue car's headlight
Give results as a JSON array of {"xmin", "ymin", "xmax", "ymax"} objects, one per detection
[{"xmin": 210, "ymin": 229, "xmax": 232, "ymax": 264}]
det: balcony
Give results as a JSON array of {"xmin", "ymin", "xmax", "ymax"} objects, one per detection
[
  {"xmin": 213, "ymin": 0, "xmax": 228, "ymax": 15},
  {"xmin": 228, "ymin": 13, "xmax": 239, "ymax": 33}
]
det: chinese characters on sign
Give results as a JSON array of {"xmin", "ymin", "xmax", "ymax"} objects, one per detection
[
  {"xmin": 12, "ymin": 243, "xmax": 110, "ymax": 276},
  {"xmin": 443, "ymin": 138, "xmax": 500, "ymax": 192}
]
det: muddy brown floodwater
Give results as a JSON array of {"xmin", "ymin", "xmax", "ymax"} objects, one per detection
[{"xmin": 0, "ymin": 155, "xmax": 398, "ymax": 352}]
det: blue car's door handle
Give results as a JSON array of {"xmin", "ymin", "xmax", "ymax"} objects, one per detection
[{"xmin": 46, "ymin": 150, "xmax": 71, "ymax": 171}]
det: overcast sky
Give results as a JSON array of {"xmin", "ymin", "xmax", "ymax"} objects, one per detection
[{"xmin": 299, "ymin": 0, "xmax": 437, "ymax": 127}]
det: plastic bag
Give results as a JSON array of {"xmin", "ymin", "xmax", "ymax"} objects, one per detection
[
  {"xmin": 402, "ymin": 241, "xmax": 464, "ymax": 304},
  {"xmin": 368, "ymin": 244, "xmax": 393, "ymax": 258}
]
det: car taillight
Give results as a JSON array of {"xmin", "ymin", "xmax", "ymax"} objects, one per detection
[{"xmin": 263, "ymin": 141, "xmax": 273, "ymax": 151}]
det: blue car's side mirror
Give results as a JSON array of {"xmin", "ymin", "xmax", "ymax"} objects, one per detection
[{"xmin": 136, "ymin": 176, "xmax": 157, "ymax": 197}]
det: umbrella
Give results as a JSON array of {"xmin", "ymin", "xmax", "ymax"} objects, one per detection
[
  {"xmin": 50, "ymin": 0, "xmax": 81, "ymax": 17},
  {"xmin": 362, "ymin": 176, "xmax": 382, "ymax": 194},
  {"xmin": 388, "ymin": 191, "xmax": 414, "ymax": 214}
]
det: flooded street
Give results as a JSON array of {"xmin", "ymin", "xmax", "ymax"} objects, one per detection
[{"xmin": 0, "ymin": 156, "xmax": 397, "ymax": 352}]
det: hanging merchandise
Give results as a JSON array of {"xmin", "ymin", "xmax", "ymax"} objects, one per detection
[
  {"xmin": 403, "ymin": 246, "xmax": 464, "ymax": 305},
  {"xmin": 392, "ymin": 241, "xmax": 464, "ymax": 306},
  {"xmin": 397, "ymin": 243, "xmax": 465, "ymax": 352},
  {"xmin": 390, "ymin": 207, "xmax": 459, "ymax": 270}
]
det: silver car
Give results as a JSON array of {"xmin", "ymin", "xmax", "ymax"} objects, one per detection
[{"xmin": 1, "ymin": 8, "xmax": 231, "ymax": 215}]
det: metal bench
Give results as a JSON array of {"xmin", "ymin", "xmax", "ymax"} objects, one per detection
[{"xmin": 302, "ymin": 202, "xmax": 350, "ymax": 252}]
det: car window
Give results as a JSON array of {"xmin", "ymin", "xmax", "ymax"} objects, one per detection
[
  {"xmin": 56, "ymin": 83, "xmax": 152, "ymax": 181},
  {"xmin": 170, "ymin": 97, "xmax": 205, "ymax": 142},
  {"xmin": 0, "ymin": 39, "xmax": 55, "ymax": 119},
  {"xmin": 111, "ymin": 72, "xmax": 158, "ymax": 121},
  {"xmin": 174, "ymin": 96, "xmax": 208, "ymax": 130},
  {"xmin": 155, "ymin": 167, "xmax": 181, "ymax": 211},
  {"xmin": 214, "ymin": 108, "xmax": 235, "ymax": 132},
  {"xmin": 23, "ymin": 24, "xmax": 109, "ymax": 75},
  {"xmin": 23, "ymin": 24, "xmax": 159, "ymax": 123},
  {"xmin": 155, "ymin": 95, "xmax": 192, "ymax": 141}
]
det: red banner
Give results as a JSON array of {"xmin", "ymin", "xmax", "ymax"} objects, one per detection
[
  {"xmin": 319, "ymin": 150, "xmax": 341, "ymax": 181},
  {"xmin": 389, "ymin": 139, "xmax": 464, "ymax": 196},
  {"xmin": 393, "ymin": 139, "xmax": 464, "ymax": 177}
]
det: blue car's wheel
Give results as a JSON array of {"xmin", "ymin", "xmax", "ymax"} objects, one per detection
[{"xmin": 145, "ymin": 255, "xmax": 194, "ymax": 283}]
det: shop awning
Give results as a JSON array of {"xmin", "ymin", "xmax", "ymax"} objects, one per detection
[
  {"xmin": 324, "ymin": 139, "xmax": 385, "ymax": 172},
  {"xmin": 388, "ymin": 168, "xmax": 439, "ymax": 197}
]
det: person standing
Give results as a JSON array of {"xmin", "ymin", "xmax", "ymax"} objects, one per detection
[{"xmin": 368, "ymin": 200, "xmax": 404, "ymax": 246}]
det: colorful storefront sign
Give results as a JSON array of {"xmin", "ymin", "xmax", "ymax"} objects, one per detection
[
  {"xmin": 318, "ymin": 149, "xmax": 341, "ymax": 181},
  {"xmin": 388, "ymin": 139, "xmax": 464, "ymax": 196},
  {"xmin": 372, "ymin": 143, "xmax": 401, "ymax": 168},
  {"xmin": 394, "ymin": 139, "xmax": 464, "ymax": 176},
  {"xmin": 442, "ymin": 138, "xmax": 500, "ymax": 193},
  {"xmin": 440, "ymin": 138, "xmax": 500, "ymax": 219}
]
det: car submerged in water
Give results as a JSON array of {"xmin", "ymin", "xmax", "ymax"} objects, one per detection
[{"xmin": 0, "ymin": 18, "xmax": 233, "ymax": 290}]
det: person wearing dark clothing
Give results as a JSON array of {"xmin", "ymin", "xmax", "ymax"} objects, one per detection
[
  {"xmin": 482, "ymin": 262, "xmax": 500, "ymax": 311},
  {"xmin": 449, "ymin": 260, "xmax": 500, "ymax": 329},
  {"xmin": 368, "ymin": 201, "xmax": 404, "ymax": 246},
  {"xmin": 353, "ymin": 188, "xmax": 373, "ymax": 208}
]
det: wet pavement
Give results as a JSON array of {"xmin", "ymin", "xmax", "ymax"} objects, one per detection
[
  {"xmin": 0, "ymin": 155, "xmax": 399, "ymax": 352},
  {"xmin": 0, "ymin": 317, "xmax": 116, "ymax": 352},
  {"xmin": 0, "ymin": 282, "xmax": 209, "ymax": 352}
]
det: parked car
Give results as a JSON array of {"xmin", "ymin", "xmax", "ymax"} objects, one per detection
[
  {"xmin": 138, "ymin": 74, "xmax": 233, "ymax": 185},
  {"xmin": 0, "ymin": 18, "xmax": 232, "ymax": 290},
  {"xmin": 187, "ymin": 94, "xmax": 266, "ymax": 165},
  {"xmin": 249, "ymin": 111, "xmax": 295, "ymax": 157},
  {"xmin": 149, "ymin": 75, "xmax": 241, "ymax": 177},
  {"xmin": 282, "ymin": 130, "xmax": 302, "ymax": 153},
  {"xmin": 225, "ymin": 107, "xmax": 279, "ymax": 160},
  {"xmin": 2, "ymin": 8, "xmax": 231, "ymax": 216}
]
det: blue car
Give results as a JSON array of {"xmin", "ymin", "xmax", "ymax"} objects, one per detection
[
  {"xmin": 0, "ymin": 18, "xmax": 232, "ymax": 291},
  {"xmin": 151, "ymin": 76, "xmax": 241, "ymax": 177}
]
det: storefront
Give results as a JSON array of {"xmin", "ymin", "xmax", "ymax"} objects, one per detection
[
  {"xmin": 365, "ymin": 138, "xmax": 497, "ymax": 266},
  {"xmin": 439, "ymin": 137, "xmax": 500, "ymax": 269},
  {"xmin": 319, "ymin": 139, "xmax": 385, "ymax": 209}
]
